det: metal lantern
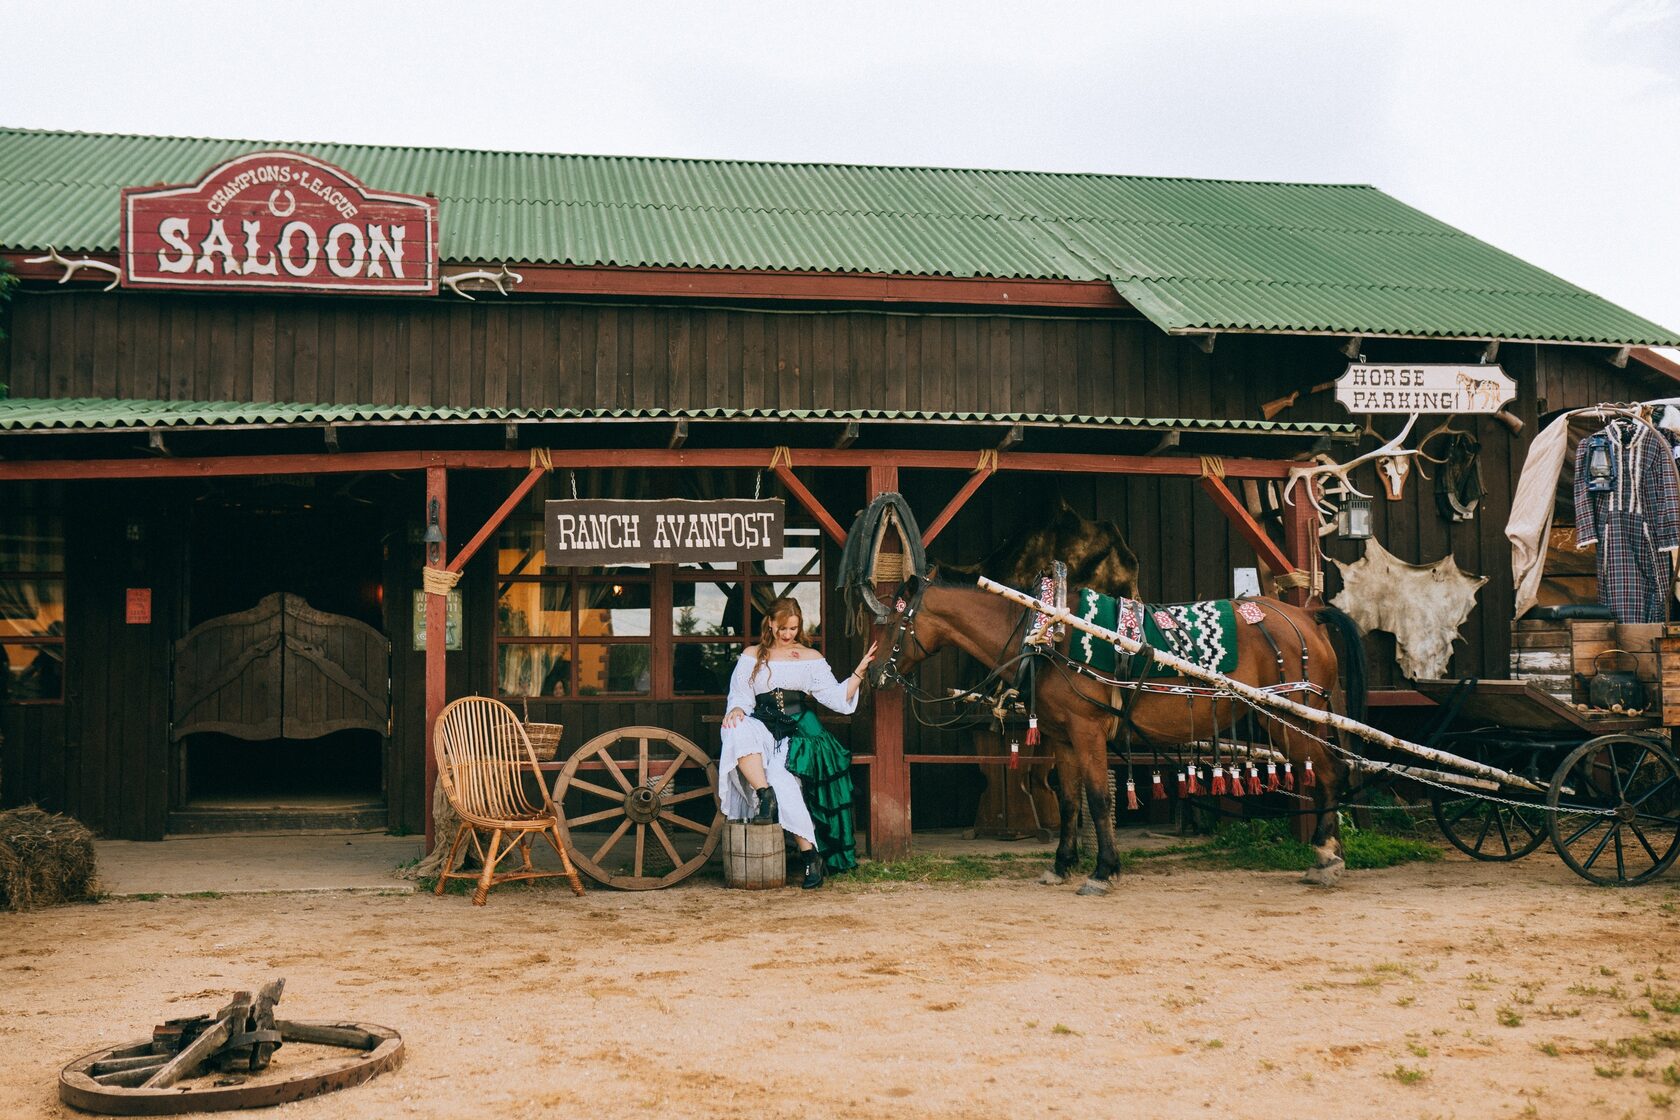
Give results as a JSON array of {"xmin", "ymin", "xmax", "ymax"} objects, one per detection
[{"xmin": 1338, "ymin": 497, "xmax": 1373, "ymax": 540}]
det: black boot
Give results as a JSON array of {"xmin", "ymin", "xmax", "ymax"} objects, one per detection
[
  {"xmin": 801, "ymin": 848, "xmax": 826, "ymax": 890},
  {"xmin": 749, "ymin": 786, "xmax": 778, "ymax": 825}
]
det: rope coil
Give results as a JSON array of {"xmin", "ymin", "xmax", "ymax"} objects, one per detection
[
  {"xmin": 769, "ymin": 445, "xmax": 793, "ymax": 471},
  {"xmin": 529, "ymin": 448, "xmax": 553, "ymax": 472},
  {"xmin": 423, "ymin": 566, "xmax": 463, "ymax": 596},
  {"xmin": 976, "ymin": 448, "xmax": 999, "ymax": 473},
  {"xmin": 1198, "ymin": 455, "xmax": 1225, "ymax": 480}
]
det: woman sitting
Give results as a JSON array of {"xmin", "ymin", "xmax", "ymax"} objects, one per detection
[{"xmin": 720, "ymin": 596, "xmax": 875, "ymax": 889}]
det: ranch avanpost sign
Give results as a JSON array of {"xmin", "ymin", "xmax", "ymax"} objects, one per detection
[
  {"xmin": 120, "ymin": 151, "xmax": 440, "ymax": 294},
  {"xmin": 545, "ymin": 499, "xmax": 785, "ymax": 567}
]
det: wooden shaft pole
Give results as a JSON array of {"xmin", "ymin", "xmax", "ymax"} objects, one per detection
[
  {"xmin": 868, "ymin": 464, "xmax": 910, "ymax": 860},
  {"xmin": 976, "ymin": 577, "xmax": 1546, "ymax": 793},
  {"xmin": 424, "ymin": 467, "xmax": 449, "ymax": 852}
]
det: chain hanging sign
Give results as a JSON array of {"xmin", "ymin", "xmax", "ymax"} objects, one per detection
[
  {"xmin": 545, "ymin": 499, "xmax": 785, "ymax": 566},
  {"xmin": 120, "ymin": 151, "xmax": 440, "ymax": 294},
  {"xmin": 1335, "ymin": 363, "xmax": 1517, "ymax": 414}
]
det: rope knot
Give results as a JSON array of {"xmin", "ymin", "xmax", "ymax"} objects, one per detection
[{"xmin": 768, "ymin": 445, "xmax": 793, "ymax": 471}]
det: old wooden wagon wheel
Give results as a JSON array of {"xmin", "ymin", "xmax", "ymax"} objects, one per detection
[
  {"xmin": 553, "ymin": 726, "xmax": 723, "ymax": 890},
  {"xmin": 1547, "ymin": 733, "xmax": 1680, "ymax": 886}
]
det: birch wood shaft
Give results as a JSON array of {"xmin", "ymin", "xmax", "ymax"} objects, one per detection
[{"xmin": 977, "ymin": 578, "xmax": 1547, "ymax": 793}]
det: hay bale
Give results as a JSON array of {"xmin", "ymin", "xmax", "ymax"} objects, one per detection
[{"xmin": 0, "ymin": 805, "xmax": 98, "ymax": 911}]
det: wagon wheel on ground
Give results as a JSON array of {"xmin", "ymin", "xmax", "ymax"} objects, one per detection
[
  {"xmin": 1546, "ymin": 733, "xmax": 1680, "ymax": 887},
  {"xmin": 1429, "ymin": 787, "xmax": 1549, "ymax": 862},
  {"xmin": 553, "ymin": 726, "xmax": 723, "ymax": 890}
]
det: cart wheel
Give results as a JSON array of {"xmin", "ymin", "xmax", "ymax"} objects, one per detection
[
  {"xmin": 553, "ymin": 726, "xmax": 723, "ymax": 890},
  {"xmin": 1429, "ymin": 790, "xmax": 1547, "ymax": 861},
  {"xmin": 1546, "ymin": 733, "xmax": 1680, "ymax": 887}
]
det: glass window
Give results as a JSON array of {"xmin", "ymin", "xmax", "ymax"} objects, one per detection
[{"xmin": 1, "ymin": 507, "xmax": 65, "ymax": 705}]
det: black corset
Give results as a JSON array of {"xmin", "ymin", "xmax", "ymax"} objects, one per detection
[{"xmin": 752, "ymin": 689, "xmax": 810, "ymax": 740}]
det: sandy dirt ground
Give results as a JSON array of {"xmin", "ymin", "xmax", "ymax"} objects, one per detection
[{"xmin": 5, "ymin": 849, "xmax": 1680, "ymax": 1120}]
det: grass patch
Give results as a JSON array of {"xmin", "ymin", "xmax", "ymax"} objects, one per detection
[
  {"xmin": 1497, "ymin": 1007, "xmax": 1524, "ymax": 1028},
  {"xmin": 837, "ymin": 853, "xmax": 1042, "ymax": 886},
  {"xmin": 1387, "ymin": 1064, "xmax": 1428, "ymax": 1085},
  {"xmin": 1186, "ymin": 818, "xmax": 1442, "ymax": 872}
]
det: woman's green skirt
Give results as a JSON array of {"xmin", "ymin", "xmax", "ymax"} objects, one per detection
[{"xmin": 782, "ymin": 708, "xmax": 858, "ymax": 873}]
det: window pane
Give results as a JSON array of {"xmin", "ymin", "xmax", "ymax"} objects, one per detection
[
  {"xmin": 0, "ymin": 579, "xmax": 65, "ymax": 639},
  {"xmin": 673, "ymin": 641, "xmax": 741, "ymax": 695},
  {"xmin": 746, "ymin": 581, "xmax": 822, "ymax": 639},
  {"xmin": 762, "ymin": 528, "xmax": 821, "ymax": 576},
  {"xmin": 3, "ymin": 642, "xmax": 63, "ymax": 701},
  {"xmin": 495, "ymin": 523, "xmax": 546, "ymax": 577},
  {"xmin": 498, "ymin": 644, "xmax": 572, "ymax": 698},
  {"xmin": 577, "ymin": 643, "xmax": 651, "ymax": 695},
  {"xmin": 0, "ymin": 512, "xmax": 64, "ymax": 572},
  {"xmin": 496, "ymin": 582, "xmax": 573, "ymax": 637},
  {"xmin": 579, "ymin": 581, "xmax": 650, "ymax": 638},
  {"xmin": 674, "ymin": 580, "xmax": 745, "ymax": 636}
]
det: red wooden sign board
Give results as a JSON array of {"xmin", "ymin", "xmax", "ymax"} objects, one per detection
[
  {"xmin": 126, "ymin": 588, "xmax": 152, "ymax": 625},
  {"xmin": 120, "ymin": 151, "xmax": 440, "ymax": 294}
]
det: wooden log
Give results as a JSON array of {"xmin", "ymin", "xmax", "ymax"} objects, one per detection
[
  {"xmin": 140, "ymin": 1009, "xmax": 237, "ymax": 1089},
  {"xmin": 276, "ymin": 1021, "xmax": 382, "ymax": 1050},
  {"xmin": 89, "ymin": 1054, "xmax": 170, "ymax": 1077},
  {"xmin": 92, "ymin": 1062, "xmax": 170, "ymax": 1088}
]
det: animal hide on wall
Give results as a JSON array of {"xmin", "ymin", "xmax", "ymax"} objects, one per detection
[
  {"xmin": 942, "ymin": 497, "xmax": 1139, "ymax": 599},
  {"xmin": 1330, "ymin": 539, "xmax": 1486, "ymax": 680}
]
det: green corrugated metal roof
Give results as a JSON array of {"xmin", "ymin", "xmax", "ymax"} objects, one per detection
[
  {"xmin": 0, "ymin": 397, "xmax": 1355, "ymax": 435},
  {"xmin": 2, "ymin": 127, "xmax": 1672, "ymax": 346}
]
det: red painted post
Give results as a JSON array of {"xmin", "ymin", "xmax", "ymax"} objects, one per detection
[
  {"xmin": 1281, "ymin": 477, "xmax": 1320, "ymax": 607},
  {"xmin": 423, "ymin": 466, "xmax": 448, "ymax": 851},
  {"xmin": 867, "ymin": 463, "xmax": 911, "ymax": 861}
]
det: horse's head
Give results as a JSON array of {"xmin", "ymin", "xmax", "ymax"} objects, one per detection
[{"xmin": 870, "ymin": 574, "xmax": 949, "ymax": 691}]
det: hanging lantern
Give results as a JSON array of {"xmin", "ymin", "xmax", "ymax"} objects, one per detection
[{"xmin": 1337, "ymin": 497, "xmax": 1373, "ymax": 540}]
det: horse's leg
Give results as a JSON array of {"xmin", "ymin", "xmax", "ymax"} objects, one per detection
[
  {"xmin": 1288, "ymin": 711, "xmax": 1347, "ymax": 887},
  {"xmin": 1075, "ymin": 725, "xmax": 1120, "ymax": 896},
  {"xmin": 1039, "ymin": 747, "xmax": 1081, "ymax": 885}
]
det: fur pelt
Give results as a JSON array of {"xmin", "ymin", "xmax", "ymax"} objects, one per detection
[
  {"xmin": 943, "ymin": 497, "xmax": 1138, "ymax": 598},
  {"xmin": 1330, "ymin": 539, "xmax": 1485, "ymax": 680}
]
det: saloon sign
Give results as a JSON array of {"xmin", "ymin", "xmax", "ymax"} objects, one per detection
[
  {"xmin": 1335, "ymin": 363, "xmax": 1518, "ymax": 415},
  {"xmin": 120, "ymin": 151, "xmax": 439, "ymax": 294},
  {"xmin": 546, "ymin": 499, "xmax": 785, "ymax": 567}
]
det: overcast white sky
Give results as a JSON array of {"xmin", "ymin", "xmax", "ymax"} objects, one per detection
[{"xmin": 7, "ymin": 0, "xmax": 1680, "ymax": 334}]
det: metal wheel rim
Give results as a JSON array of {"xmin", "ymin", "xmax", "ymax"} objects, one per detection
[
  {"xmin": 1429, "ymin": 790, "xmax": 1548, "ymax": 861},
  {"xmin": 1547, "ymin": 733, "xmax": 1680, "ymax": 887},
  {"xmin": 553, "ymin": 726, "xmax": 722, "ymax": 890}
]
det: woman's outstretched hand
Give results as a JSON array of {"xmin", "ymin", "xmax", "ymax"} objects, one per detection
[
  {"xmin": 853, "ymin": 640, "xmax": 879, "ymax": 682},
  {"xmin": 723, "ymin": 706, "xmax": 746, "ymax": 730}
]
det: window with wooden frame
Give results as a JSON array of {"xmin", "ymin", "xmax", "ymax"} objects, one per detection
[
  {"xmin": 1, "ymin": 504, "xmax": 66, "ymax": 704},
  {"xmin": 494, "ymin": 523, "xmax": 827, "ymax": 701}
]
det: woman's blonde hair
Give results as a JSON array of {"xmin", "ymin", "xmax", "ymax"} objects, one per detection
[{"xmin": 751, "ymin": 596, "xmax": 811, "ymax": 686}]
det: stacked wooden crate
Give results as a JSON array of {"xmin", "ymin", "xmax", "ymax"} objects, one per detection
[{"xmin": 1510, "ymin": 618, "xmax": 1665, "ymax": 713}]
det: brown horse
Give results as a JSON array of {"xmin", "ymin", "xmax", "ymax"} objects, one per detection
[{"xmin": 872, "ymin": 577, "xmax": 1366, "ymax": 894}]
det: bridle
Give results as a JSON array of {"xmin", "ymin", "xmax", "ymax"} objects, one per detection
[{"xmin": 873, "ymin": 578, "xmax": 932, "ymax": 695}]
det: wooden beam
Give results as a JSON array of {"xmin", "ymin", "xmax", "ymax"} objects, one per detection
[
  {"xmin": 832, "ymin": 420, "xmax": 859, "ymax": 449},
  {"xmin": 1192, "ymin": 332, "xmax": 1216, "ymax": 354},
  {"xmin": 1339, "ymin": 335, "xmax": 1363, "ymax": 360},
  {"xmin": 868, "ymin": 462, "xmax": 910, "ymax": 862},
  {"xmin": 145, "ymin": 430, "xmax": 169, "ymax": 457},
  {"xmin": 996, "ymin": 423, "xmax": 1024, "ymax": 451},
  {"xmin": 0, "ymin": 446, "xmax": 1309, "ymax": 481},
  {"xmin": 323, "ymin": 424, "xmax": 339, "ymax": 452},
  {"xmin": 771, "ymin": 464, "xmax": 847, "ymax": 544},
  {"xmin": 1479, "ymin": 339, "xmax": 1501, "ymax": 364},
  {"xmin": 503, "ymin": 422, "xmax": 519, "ymax": 450},
  {"xmin": 447, "ymin": 465, "xmax": 547, "ymax": 575},
  {"xmin": 667, "ymin": 418, "xmax": 688, "ymax": 449},
  {"xmin": 1144, "ymin": 430, "xmax": 1180, "ymax": 456},
  {"xmin": 423, "ymin": 466, "xmax": 448, "ymax": 852},
  {"xmin": 1280, "ymin": 476, "xmax": 1319, "ymax": 608},
  {"xmin": 921, "ymin": 465, "xmax": 996, "ymax": 546},
  {"xmin": 1609, "ymin": 345, "xmax": 1632, "ymax": 369},
  {"xmin": 1197, "ymin": 474, "xmax": 1296, "ymax": 576}
]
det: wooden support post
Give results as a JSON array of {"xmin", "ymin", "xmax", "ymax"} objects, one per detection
[
  {"xmin": 867, "ymin": 463, "xmax": 910, "ymax": 861},
  {"xmin": 1196, "ymin": 474, "xmax": 1296, "ymax": 578},
  {"xmin": 1281, "ymin": 477, "xmax": 1318, "ymax": 608},
  {"xmin": 771, "ymin": 464, "xmax": 847, "ymax": 544},
  {"xmin": 921, "ymin": 463, "xmax": 996, "ymax": 546},
  {"xmin": 449, "ymin": 465, "xmax": 545, "ymax": 575},
  {"xmin": 423, "ymin": 466, "xmax": 448, "ymax": 852}
]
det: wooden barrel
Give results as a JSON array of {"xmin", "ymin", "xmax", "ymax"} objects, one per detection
[{"xmin": 722, "ymin": 822, "xmax": 786, "ymax": 889}]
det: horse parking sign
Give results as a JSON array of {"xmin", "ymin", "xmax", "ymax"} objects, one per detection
[{"xmin": 1335, "ymin": 363, "xmax": 1517, "ymax": 414}]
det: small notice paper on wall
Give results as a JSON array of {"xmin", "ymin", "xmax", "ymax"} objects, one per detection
[{"xmin": 126, "ymin": 588, "xmax": 152, "ymax": 624}]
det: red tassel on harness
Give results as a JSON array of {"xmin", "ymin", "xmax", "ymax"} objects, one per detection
[
  {"xmin": 1227, "ymin": 767, "xmax": 1244, "ymax": 798},
  {"xmin": 1177, "ymin": 769, "xmax": 1188, "ymax": 797},
  {"xmin": 1282, "ymin": 762, "xmax": 1295, "ymax": 792},
  {"xmin": 1125, "ymin": 778, "xmax": 1140, "ymax": 811},
  {"xmin": 1265, "ymin": 762, "xmax": 1279, "ymax": 792},
  {"xmin": 1302, "ymin": 759, "xmax": 1317, "ymax": 789},
  {"xmin": 1151, "ymin": 770, "xmax": 1167, "ymax": 800},
  {"xmin": 1009, "ymin": 738, "xmax": 1020, "ymax": 771},
  {"xmin": 1247, "ymin": 766, "xmax": 1264, "ymax": 796},
  {"xmin": 1025, "ymin": 716, "xmax": 1040, "ymax": 747},
  {"xmin": 1186, "ymin": 767, "xmax": 1203, "ymax": 796},
  {"xmin": 1209, "ymin": 766, "xmax": 1227, "ymax": 796}
]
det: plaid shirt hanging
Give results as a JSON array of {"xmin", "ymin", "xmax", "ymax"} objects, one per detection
[{"xmin": 1574, "ymin": 418, "xmax": 1680, "ymax": 623}]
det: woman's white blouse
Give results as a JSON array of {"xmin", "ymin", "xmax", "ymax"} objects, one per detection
[{"xmin": 726, "ymin": 651, "xmax": 859, "ymax": 720}]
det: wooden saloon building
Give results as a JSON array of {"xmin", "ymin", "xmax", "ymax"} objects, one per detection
[{"xmin": 1, "ymin": 128, "xmax": 1676, "ymax": 858}]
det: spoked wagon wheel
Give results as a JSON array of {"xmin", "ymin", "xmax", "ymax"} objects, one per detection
[
  {"xmin": 1546, "ymin": 733, "xmax": 1680, "ymax": 887},
  {"xmin": 1430, "ymin": 789, "xmax": 1548, "ymax": 862},
  {"xmin": 553, "ymin": 726, "xmax": 723, "ymax": 890}
]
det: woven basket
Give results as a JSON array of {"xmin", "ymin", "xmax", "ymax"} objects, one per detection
[{"xmin": 520, "ymin": 699, "xmax": 564, "ymax": 761}]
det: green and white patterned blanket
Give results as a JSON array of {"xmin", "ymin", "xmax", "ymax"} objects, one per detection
[{"xmin": 1070, "ymin": 589, "xmax": 1238, "ymax": 678}]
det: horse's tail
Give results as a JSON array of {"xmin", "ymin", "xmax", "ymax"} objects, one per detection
[{"xmin": 1313, "ymin": 605, "xmax": 1367, "ymax": 725}]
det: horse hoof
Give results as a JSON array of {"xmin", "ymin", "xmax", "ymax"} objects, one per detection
[
  {"xmin": 1037, "ymin": 870, "xmax": 1066, "ymax": 886},
  {"xmin": 1075, "ymin": 878, "xmax": 1111, "ymax": 897},
  {"xmin": 1300, "ymin": 857, "xmax": 1346, "ymax": 887}
]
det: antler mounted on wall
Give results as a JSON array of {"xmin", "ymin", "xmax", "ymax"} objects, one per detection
[
  {"xmin": 23, "ymin": 246, "xmax": 122, "ymax": 292},
  {"xmin": 440, "ymin": 263, "xmax": 525, "ymax": 300},
  {"xmin": 1286, "ymin": 413, "xmax": 1421, "ymax": 533}
]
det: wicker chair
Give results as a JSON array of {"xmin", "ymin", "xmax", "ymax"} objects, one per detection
[{"xmin": 433, "ymin": 696, "xmax": 586, "ymax": 905}]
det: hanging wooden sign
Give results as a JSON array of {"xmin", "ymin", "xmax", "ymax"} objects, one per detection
[
  {"xmin": 120, "ymin": 151, "xmax": 440, "ymax": 294},
  {"xmin": 1335, "ymin": 363, "xmax": 1517, "ymax": 414},
  {"xmin": 545, "ymin": 499, "xmax": 785, "ymax": 566}
]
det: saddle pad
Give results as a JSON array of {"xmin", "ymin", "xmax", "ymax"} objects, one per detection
[{"xmin": 1072, "ymin": 589, "xmax": 1238, "ymax": 678}]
